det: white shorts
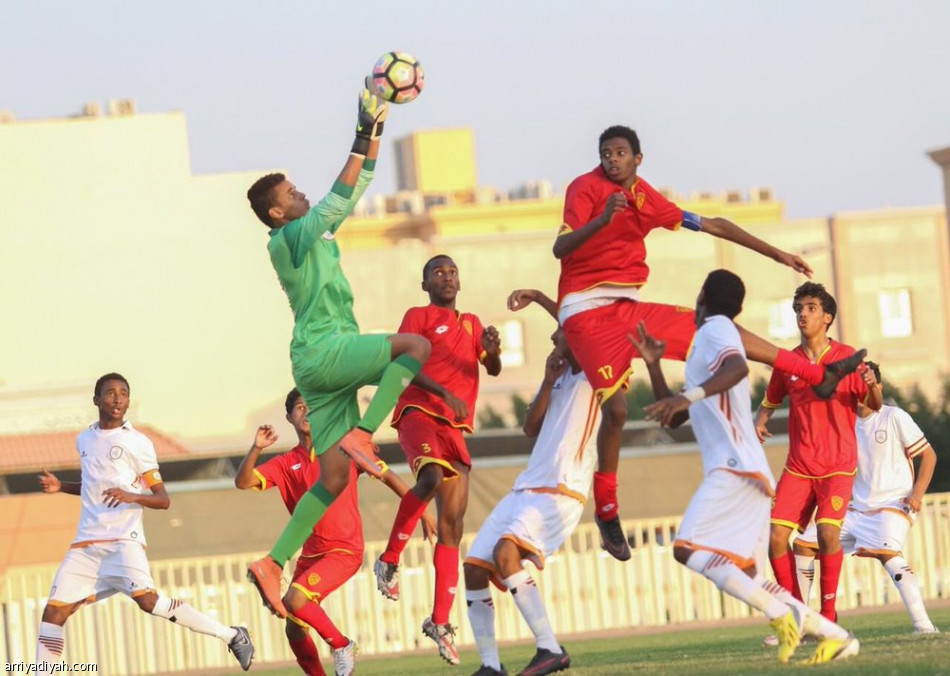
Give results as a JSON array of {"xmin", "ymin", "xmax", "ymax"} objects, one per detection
[
  {"xmin": 465, "ymin": 489, "xmax": 584, "ymax": 573},
  {"xmin": 48, "ymin": 541, "xmax": 156, "ymax": 606},
  {"xmin": 675, "ymin": 470, "xmax": 771, "ymax": 568},
  {"xmin": 796, "ymin": 506, "xmax": 914, "ymax": 556}
]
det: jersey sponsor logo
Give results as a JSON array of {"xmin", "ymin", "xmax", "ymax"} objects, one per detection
[
  {"xmin": 308, "ymin": 573, "xmax": 321, "ymax": 586},
  {"xmin": 597, "ymin": 365, "xmax": 614, "ymax": 380},
  {"xmin": 321, "ymin": 231, "xmax": 335, "ymax": 241},
  {"xmin": 109, "ymin": 445, "xmax": 125, "ymax": 460},
  {"xmin": 291, "ymin": 463, "xmax": 302, "ymax": 470},
  {"xmin": 875, "ymin": 430, "xmax": 887, "ymax": 443},
  {"xmin": 600, "ymin": 503, "xmax": 616, "ymax": 513},
  {"xmin": 421, "ymin": 442, "xmax": 432, "ymax": 454},
  {"xmin": 831, "ymin": 496, "xmax": 844, "ymax": 511},
  {"xmin": 435, "ymin": 325, "xmax": 449, "ymax": 334},
  {"xmin": 635, "ymin": 191, "xmax": 646, "ymax": 209},
  {"xmin": 463, "ymin": 319, "xmax": 473, "ymax": 335},
  {"xmin": 823, "ymin": 593, "xmax": 836, "ymax": 601},
  {"xmin": 397, "ymin": 533, "xmax": 410, "ymax": 541}
]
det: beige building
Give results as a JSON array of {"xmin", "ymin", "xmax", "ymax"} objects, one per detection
[{"xmin": 1, "ymin": 107, "xmax": 948, "ymax": 446}]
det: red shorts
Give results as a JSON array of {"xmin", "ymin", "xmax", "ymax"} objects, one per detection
[
  {"xmin": 563, "ymin": 299, "xmax": 695, "ymax": 400},
  {"xmin": 290, "ymin": 549, "xmax": 362, "ymax": 603},
  {"xmin": 396, "ymin": 409, "xmax": 471, "ymax": 479},
  {"xmin": 771, "ymin": 470, "xmax": 855, "ymax": 531}
]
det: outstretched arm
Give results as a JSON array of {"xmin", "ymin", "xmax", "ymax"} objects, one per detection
[
  {"xmin": 523, "ymin": 349, "xmax": 569, "ymax": 438},
  {"xmin": 235, "ymin": 425, "xmax": 280, "ymax": 489},
  {"xmin": 38, "ymin": 469, "xmax": 81, "ymax": 496},
  {"xmin": 700, "ymin": 216, "xmax": 813, "ymax": 278},
  {"xmin": 507, "ymin": 289, "xmax": 558, "ymax": 320}
]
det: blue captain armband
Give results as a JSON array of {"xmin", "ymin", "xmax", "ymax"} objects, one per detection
[{"xmin": 682, "ymin": 211, "xmax": 703, "ymax": 231}]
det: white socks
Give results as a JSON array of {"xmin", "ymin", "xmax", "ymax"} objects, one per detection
[
  {"xmin": 466, "ymin": 587, "xmax": 501, "ymax": 670},
  {"xmin": 884, "ymin": 556, "xmax": 936, "ymax": 631},
  {"xmin": 685, "ymin": 551, "xmax": 788, "ymax": 619},
  {"xmin": 503, "ymin": 570, "xmax": 561, "ymax": 653},
  {"xmin": 756, "ymin": 575, "xmax": 848, "ymax": 640},
  {"xmin": 795, "ymin": 554, "xmax": 816, "ymax": 605},
  {"xmin": 151, "ymin": 595, "xmax": 237, "ymax": 642},
  {"xmin": 36, "ymin": 621, "xmax": 64, "ymax": 664}
]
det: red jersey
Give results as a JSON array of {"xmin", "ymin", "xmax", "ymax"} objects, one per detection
[
  {"xmin": 254, "ymin": 444, "xmax": 364, "ymax": 557},
  {"xmin": 556, "ymin": 167, "xmax": 684, "ymax": 304},
  {"xmin": 392, "ymin": 304, "xmax": 487, "ymax": 432},
  {"xmin": 763, "ymin": 341, "xmax": 869, "ymax": 478}
]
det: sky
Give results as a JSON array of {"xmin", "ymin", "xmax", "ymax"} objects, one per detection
[{"xmin": 2, "ymin": 0, "xmax": 949, "ymax": 219}]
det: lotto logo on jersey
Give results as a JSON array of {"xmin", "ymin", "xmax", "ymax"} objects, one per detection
[{"xmin": 435, "ymin": 325, "xmax": 449, "ymax": 334}]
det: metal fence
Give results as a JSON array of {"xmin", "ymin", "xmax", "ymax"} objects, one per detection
[{"xmin": 3, "ymin": 492, "xmax": 948, "ymax": 674}]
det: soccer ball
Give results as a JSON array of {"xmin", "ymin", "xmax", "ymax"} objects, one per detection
[{"xmin": 370, "ymin": 51, "xmax": 425, "ymax": 104}]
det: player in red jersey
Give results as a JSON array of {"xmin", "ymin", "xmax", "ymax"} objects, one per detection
[
  {"xmin": 755, "ymin": 282, "xmax": 882, "ymax": 622},
  {"xmin": 372, "ymin": 254, "xmax": 502, "ymax": 666},
  {"xmin": 548, "ymin": 125, "xmax": 866, "ymax": 561},
  {"xmin": 235, "ymin": 388, "xmax": 434, "ymax": 676}
]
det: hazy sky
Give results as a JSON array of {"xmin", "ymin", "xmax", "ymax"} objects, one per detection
[{"xmin": 2, "ymin": 0, "xmax": 948, "ymax": 219}]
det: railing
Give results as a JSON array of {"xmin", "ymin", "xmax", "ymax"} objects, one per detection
[{"xmin": 3, "ymin": 493, "xmax": 948, "ymax": 674}]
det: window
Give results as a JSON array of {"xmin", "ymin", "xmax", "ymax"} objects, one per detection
[
  {"xmin": 878, "ymin": 289, "xmax": 913, "ymax": 338},
  {"xmin": 767, "ymin": 298, "xmax": 798, "ymax": 340},
  {"xmin": 499, "ymin": 319, "xmax": 525, "ymax": 368}
]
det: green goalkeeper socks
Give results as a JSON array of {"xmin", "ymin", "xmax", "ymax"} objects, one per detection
[
  {"xmin": 358, "ymin": 354, "xmax": 422, "ymax": 433},
  {"xmin": 269, "ymin": 483, "xmax": 337, "ymax": 565}
]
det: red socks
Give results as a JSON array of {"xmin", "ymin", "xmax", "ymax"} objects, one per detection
[
  {"xmin": 818, "ymin": 550, "xmax": 843, "ymax": 621},
  {"xmin": 381, "ymin": 491, "xmax": 429, "ymax": 565},
  {"xmin": 774, "ymin": 348, "xmax": 824, "ymax": 386},
  {"xmin": 593, "ymin": 472, "xmax": 619, "ymax": 521},
  {"xmin": 432, "ymin": 544, "xmax": 460, "ymax": 624},
  {"xmin": 769, "ymin": 551, "xmax": 803, "ymax": 601},
  {"xmin": 288, "ymin": 632, "xmax": 327, "ymax": 676},
  {"xmin": 291, "ymin": 603, "xmax": 348, "ymax": 651}
]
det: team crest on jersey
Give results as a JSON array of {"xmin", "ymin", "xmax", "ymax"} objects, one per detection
[
  {"xmin": 875, "ymin": 430, "xmax": 887, "ymax": 443},
  {"xmin": 109, "ymin": 445, "xmax": 125, "ymax": 460},
  {"xmin": 435, "ymin": 325, "xmax": 449, "ymax": 335},
  {"xmin": 831, "ymin": 496, "xmax": 844, "ymax": 511},
  {"xmin": 636, "ymin": 191, "xmax": 646, "ymax": 209},
  {"xmin": 463, "ymin": 319, "xmax": 473, "ymax": 335},
  {"xmin": 308, "ymin": 573, "xmax": 321, "ymax": 586}
]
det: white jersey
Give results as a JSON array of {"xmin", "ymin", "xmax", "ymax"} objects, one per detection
[
  {"xmin": 686, "ymin": 315, "xmax": 775, "ymax": 493},
  {"xmin": 74, "ymin": 421, "xmax": 163, "ymax": 547},
  {"xmin": 851, "ymin": 405, "xmax": 929, "ymax": 512},
  {"xmin": 512, "ymin": 368, "xmax": 600, "ymax": 502}
]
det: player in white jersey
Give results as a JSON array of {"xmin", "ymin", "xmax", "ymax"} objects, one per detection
[
  {"xmin": 463, "ymin": 289, "xmax": 597, "ymax": 676},
  {"xmin": 36, "ymin": 373, "xmax": 255, "ymax": 671},
  {"xmin": 633, "ymin": 270, "xmax": 859, "ymax": 666},
  {"xmin": 793, "ymin": 362, "xmax": 939, "ymax": 633}
]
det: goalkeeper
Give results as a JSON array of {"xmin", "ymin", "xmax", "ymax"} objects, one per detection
[{"xmin": 244, "ymin": 83, "xmax": 430, "ymax": 618}]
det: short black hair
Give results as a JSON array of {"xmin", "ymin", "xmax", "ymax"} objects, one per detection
[
  {"xmin": 599, "ymin": 125, "xmax": 641, "ymax": 155},
  {"xmin": 422, "ymin": 254, "xmax": 454, "ymax": 280},
  {"xmin": 793, "ymin": 282, "xmax": 837, "ymax": 326},
  {"xmin": 247, "ymin": 173, "xmax": 286, "ymax": 227},
  {"xmin": 701, "ymin": 269, "xmax": 745, "ymax": 319},
  {"xmin": 284, "ymin": 387, "xmax": 302, "ymax": 416},
  {"xmin": 95, "ymin": 372, "xmax": 130, "ymax": 398},
  {"xmin": 866, "ymin": 361, "xmax": 881, "ymax": 384}
]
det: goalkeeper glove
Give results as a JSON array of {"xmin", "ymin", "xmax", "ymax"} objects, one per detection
[{"xmin": 352, "ymin": 81, "xmax": 388, "ymax": 154}]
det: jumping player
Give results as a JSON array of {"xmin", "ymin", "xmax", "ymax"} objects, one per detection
[
  {"xmin": 37, "ymin": 373, "xmax": 255, "ymax": 671},
  {"xmin": 755, "ymin": 282, "xmax": 882, "ymax": 621},
  {"xmin": 235, "ymin": 388, "xmax": 435, "ymax": 676},
  {"xmin": 547, "ymin": 125, "xmax": 866, "ymax": 560},
  {"xmin": 634, "ymin": 270, "xmax": 859, "ymax": 665},
  {"xmin": 244, "ymin": 85, "xmax": 430, "ymax": 617},
  {"xmin": 372, "ymin": 255, "xmax": 501, "ymax": 665},
  {"xmin": 791, "ymin": 362, "xmax": 939, "ymax": 633}
]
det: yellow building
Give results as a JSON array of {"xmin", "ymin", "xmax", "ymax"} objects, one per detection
[{"xmin": 1, "ymin": 111, "xmax": 948, "ymax": 445}]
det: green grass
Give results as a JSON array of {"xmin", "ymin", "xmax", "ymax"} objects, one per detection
[{"xmin": 253, "ymin": 606, "xmax": 950, "ymax": 675}]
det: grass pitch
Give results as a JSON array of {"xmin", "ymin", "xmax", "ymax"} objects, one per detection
[{"xmin": 253, "ymin": 606, "xmax": 950, "ymax": 675}]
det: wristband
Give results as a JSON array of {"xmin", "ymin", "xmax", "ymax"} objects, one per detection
[
  {"xmin": 351, "ymin": 136, "xmax": 370, "ymax": 155},
  {"xmin": 683, "ymin": 386, "xmax": 706, "ymax": 403}
]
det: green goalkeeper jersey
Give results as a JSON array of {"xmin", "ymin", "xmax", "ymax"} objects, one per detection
[{"xmin": 268, "ymin": 169, "xmax": 374, "ymax": 350}]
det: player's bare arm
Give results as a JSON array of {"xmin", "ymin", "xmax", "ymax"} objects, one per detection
[
  {"xmin": 102, "ymin": 482, "xmax": 170, "ymax": 510},
  {"xmin": 235, "ymin": 425, "xmax": 280, "ymax": 490},
  {"xmin": 861, "ymin": 367, "xmax": 884, "ymax": 412},
  {"xmin": 552, "ymin": 192, "xmax": 627, "ymax": 259},
  {"xmin": 411, "ymin": 373, "xmax": 469, "ymax": 422},
  {"xmin": 523, "ymin": 348, "xmax": 568, "ymax": 438},
  {"xmin": 380, "ymin": 470, "xmax": 438, "ymax": 542},
  {"xmin": 699, "ymin": 216, "xmax": 813, "ymax": 278},
  {"xmin": 507, "ymin": 288, "xmax": 558, "ymax": 320},
  {"xmin": 629, "ymin": 322, "xmax": 689, "ymax": 429},
  {"xmin": 38, "ymin": 468, "xmax": 81, "ymax": 495},
  {"xmin": 481, "ymin": 325, "xmax": 502, "ymax": 376},
  {"xmin": 905, "ymin": 443, "xmax": 937, "ymax": 513},
  {"xmin": 754, "ymin": 406, "xmax": 775, "ymax": 443}
]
